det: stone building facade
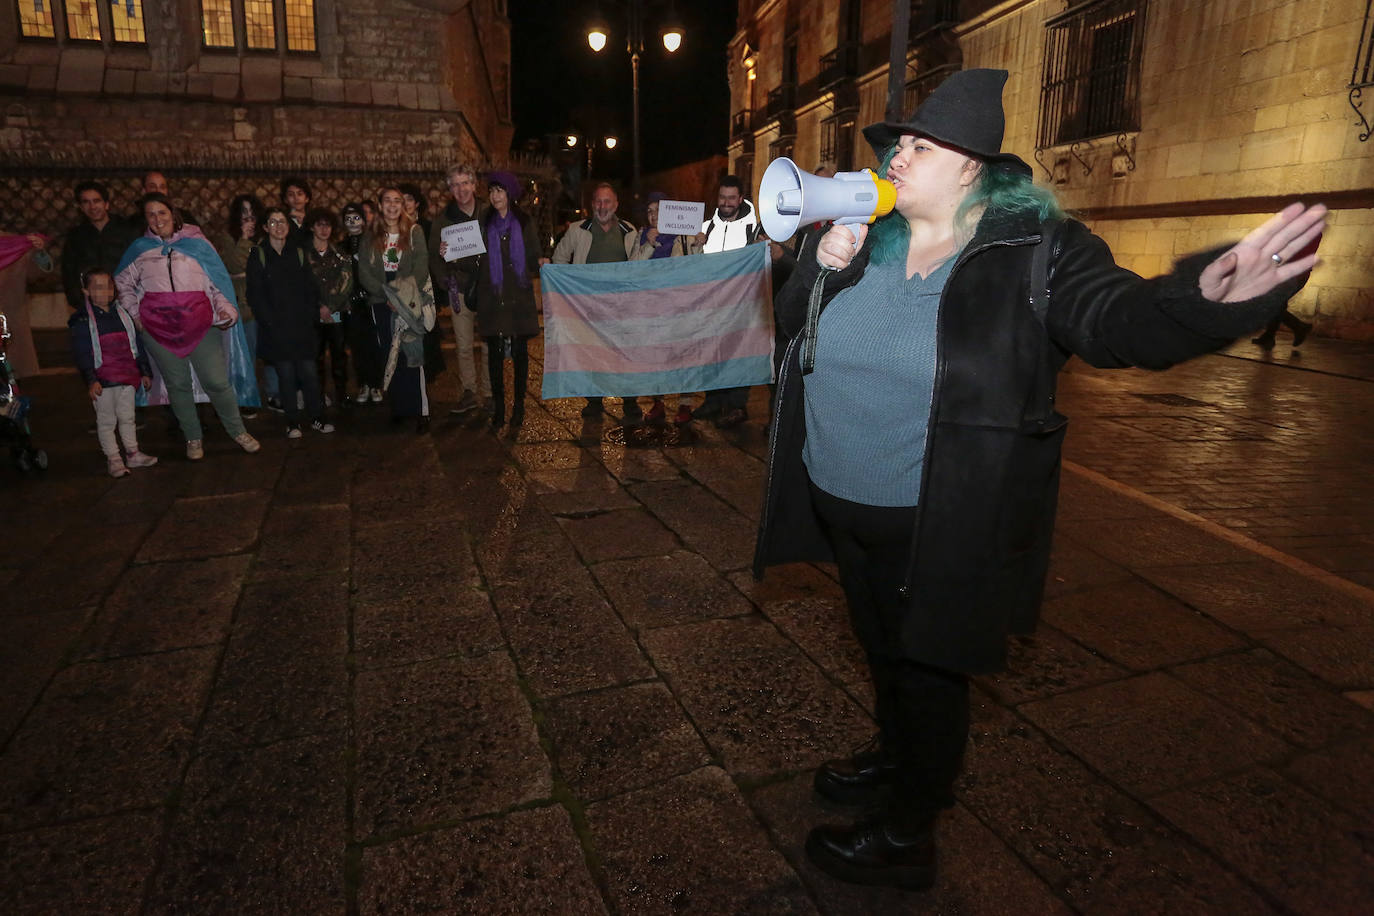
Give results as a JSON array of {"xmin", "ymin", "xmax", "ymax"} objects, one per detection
[
  {"xmin": 1, "ymin": 0, "xmax": 526, "ymax": 299},
  {"xmin": 728, "ymin": 0, "xmax": 1373, "ymax": 339}
]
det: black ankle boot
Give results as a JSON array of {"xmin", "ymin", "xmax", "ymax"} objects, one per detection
[
  {"xmin": 814, "ymin": 738, "xmax": 900, "ymax": 805},
  {"xmin": 805, "ymin": 817, "xmax": 936, "ymax": 889}
]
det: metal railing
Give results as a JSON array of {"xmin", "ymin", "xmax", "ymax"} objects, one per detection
[
  {"xmin": 765, "ymin": 82, "xmax": 796, "ymax": 119},
  {"xmin": 731, "ymin": 110, "xmax": 752, "ymax": 140},
  {"xmin": 818, "ymin": 42, "xmax": 859, "ymax": 91},
  {"xmin": 911, "ymin": 0, "xmax": 960, "ymax": 39},
  {"xmin": 903, "ymin": 64, "xmax": 959, "ymax": 118},
  {"xmin": 1037, "ymin": 0, "xmax": 1148, "ymax": 148}
]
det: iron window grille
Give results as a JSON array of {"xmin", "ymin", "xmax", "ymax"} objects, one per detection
[
  {"xmin": 819, "ymin": 113, "xmax": 857, "ymax": 171},
  {"xmin": 1351, "ymin": 0, "xmax": 1373, "ymax": 141},
  {"xmin": 736, "ymin": 154, "xmax": 755, "ymax": 198},
  {"xmin": 1038, "ymin": 0, "xmax": 1148, "ymax": 148}
]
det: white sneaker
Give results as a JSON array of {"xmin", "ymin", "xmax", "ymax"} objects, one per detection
[
  {"xmin": 107, "ymin": 455, "xmax": 130, "ymax": 478},
  {"xmin": 186, "ymin": 439, "xmax": 204, "ymax": 461},
  {"xmin": 310, "ymin": 419, "xmax": 335, "ymax": 434},
  {"xmin": 355, "ymin": 386, "xmax": 371, "ymax": 404},
  {"xmin": 234, "ymin": 432, "xmax": 262, "ymax": 453},
  {"xmin": 370, "ymin": 388, "xmax": 383, "ymax": 403},
  {"xmin": 286, "ymin": 425, "xmax": 303, "ymax": 439},
  {"xmin": 125, "ymin": 450, "xmax": 159, "ymax": 469}
]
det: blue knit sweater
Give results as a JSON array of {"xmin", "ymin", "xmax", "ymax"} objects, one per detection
[{"xmin": 801, "ymin": 253, "xmax": 955, "ymax": 506}]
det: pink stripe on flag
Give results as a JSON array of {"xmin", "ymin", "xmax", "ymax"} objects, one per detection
[{"xmin": 544, "ymin": 327, "xmax": 773, "ymax": 375}]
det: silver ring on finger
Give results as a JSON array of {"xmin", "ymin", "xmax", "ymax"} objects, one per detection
[{"xmin": 1271, "ymin": 253, "xmax": 1284, "ymax": 265}]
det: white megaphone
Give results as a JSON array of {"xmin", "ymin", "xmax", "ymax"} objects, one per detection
[{"xmin": 758, "ymin": 157, "xmax": 897, "ymax": 242}]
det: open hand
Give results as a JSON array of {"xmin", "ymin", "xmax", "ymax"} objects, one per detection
[{"xmin": 1199, "ymin": 202, "xmax": 1326, "ymax": 303}]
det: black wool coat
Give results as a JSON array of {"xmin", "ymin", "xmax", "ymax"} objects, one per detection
[
  {"xmin": 246, "ymin": 243, "xmax": 320, "ymax": 362},
  {"xmin": 753, "ymin": 209, "xmax": 1304, "ymax": 674},
  {"xmin": 473, "ymin": 209, "xmax": 542, "ymax": 339}
]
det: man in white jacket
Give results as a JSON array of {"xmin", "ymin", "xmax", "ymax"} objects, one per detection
[{"xmin": 693, "ymin": 175, "xmax": 761, "ymax": 428}]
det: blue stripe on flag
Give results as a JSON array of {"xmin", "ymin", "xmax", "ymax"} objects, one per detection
[{"xmin": 542, "ymin": 354, "xmax": 774, "ymax": 400}]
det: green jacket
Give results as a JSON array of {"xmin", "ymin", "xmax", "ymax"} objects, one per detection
[{"xmin": 357, "ymin": 224, "xmax": 430, "ymax": 306}]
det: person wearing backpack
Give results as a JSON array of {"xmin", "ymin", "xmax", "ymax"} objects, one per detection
[
  {"xmin": 753, "ymin": 68, "xmax": 1325, "ymax": 893},
  {"xmin": 692, "ymin": 175, "xmax": 762, "ymax": 429},
  {"xmin": 247, "ymin": 207, "xmax": 335, "ymax": 439}
]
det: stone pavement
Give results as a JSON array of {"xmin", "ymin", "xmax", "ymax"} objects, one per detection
[{"xmin": 1, "ymin": 330, "xmax": 1371, "ymax": 914}]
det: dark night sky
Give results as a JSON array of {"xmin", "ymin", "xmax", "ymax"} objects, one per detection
[{"xmin": 508, "ymin": 0, "xmax": 738, "ymax": 184}]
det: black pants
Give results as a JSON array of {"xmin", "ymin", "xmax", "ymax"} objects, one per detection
[
  {"xmin": 274, "ymin": 358, "xmax": 324, "ymax": 426},
  {"xmin": 486, "ymin": 335, "xmax": 530, "ymax": 421},
  {"xmin": 317, "ymin": 322, "xmax": 348, "ymax": 397},
  {"xmin": 1258, "ymin": 309, "xmax": 1307, "ymax": 340},
  {"xmin": 701, "ymin": 386, "xmax": 749, "ymax": 413},
  {"xmin": 348, "ymin": 305, "xmax": 382, "ymax": 389},
  {"xmin": 809, "ymin": 481, "xmax": 970, "ymax": 828}
]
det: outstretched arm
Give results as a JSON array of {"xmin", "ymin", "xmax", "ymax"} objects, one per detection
[{"xmin": 1199, "ymin": 202, "xmax": 1326, "ymax": 303}]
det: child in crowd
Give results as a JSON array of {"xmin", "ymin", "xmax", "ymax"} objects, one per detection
[{"xmin": 68, "ymin": 268, "xmax": 158, "ymax": 477}]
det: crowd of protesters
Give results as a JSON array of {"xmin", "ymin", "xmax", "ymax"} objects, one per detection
[{"xmin": 54, "ymin": 165, "xmax": 776, "ymax": 477}]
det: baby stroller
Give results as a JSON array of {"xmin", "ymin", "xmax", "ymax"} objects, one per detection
[{"xmin": 0, "ymin": 311, "xmax": 47, "ymax": 473}]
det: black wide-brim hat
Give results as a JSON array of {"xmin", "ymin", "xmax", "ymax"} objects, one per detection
[{"xmin": 862, "ymin": 68, "xmax": 1032, "ymax": 177}]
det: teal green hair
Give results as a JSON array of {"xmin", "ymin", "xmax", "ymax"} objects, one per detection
[{"xmin": 866, "ymin": 145, "xmax": 1065, "ymax": 266}]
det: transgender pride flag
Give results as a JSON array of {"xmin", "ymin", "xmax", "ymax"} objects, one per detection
[{"xmin": 540, "ymin": 241, "xmax": 774, "ymax": 399}]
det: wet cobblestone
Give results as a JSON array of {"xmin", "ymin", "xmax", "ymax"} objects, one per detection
[{"xmin": 1, "ymin": 334, "xmax": 1371, "ymax": 912}]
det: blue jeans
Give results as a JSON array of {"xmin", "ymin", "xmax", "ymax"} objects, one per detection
[{"xmin": 243, "ymin": 320, "xmax": 279, "ymax": 399}]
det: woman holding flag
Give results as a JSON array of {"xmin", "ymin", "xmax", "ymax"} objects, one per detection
[{"xmin": 115, "ymin": 193, "xmax": 261, "ymax": 460}]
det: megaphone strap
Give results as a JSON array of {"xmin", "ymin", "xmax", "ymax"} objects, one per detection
[{"xmin": 800, "ymin": 271, "xmax": 827, "ymax": 375}]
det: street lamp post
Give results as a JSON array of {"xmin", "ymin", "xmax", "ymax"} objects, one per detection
[
  {"xmin": 588, "ymin": 1, "xmax": 683, "ymax": 193},
  {"xmin": 565, "ymin": 133, "xmax": 620, "ymax": 181}
]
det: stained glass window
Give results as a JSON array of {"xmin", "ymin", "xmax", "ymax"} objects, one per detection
[
  {"xmin": 284, "ymin": 0, "xmax": 315, "ymax": 51},
  {"xmin": 18, "ymin": 0, "xmax": 57, "ymax": 38},
  {"xmin": 110, "ymin": 0, "xmax": 146, "ymax": 43},
  {"xmin": 65, "ymin": 0, "xmax": 100, "ymax": 40},
  {"xmin": 201, "ymin": 0, "xmax": 234, "ymax": 47},
  {"xmin": 244, "ymin": 0, "xmax": 275, "ymax": 49}
]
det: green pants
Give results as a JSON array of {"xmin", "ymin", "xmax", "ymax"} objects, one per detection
[{"xmin": 141, "ymin": 330, "xmax": 246, "ymax": 442}]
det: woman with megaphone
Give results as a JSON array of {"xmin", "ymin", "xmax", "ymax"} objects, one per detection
[{"xmin": 752, "ymin": 68, "xmax": 1325, "ymax": 892}]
